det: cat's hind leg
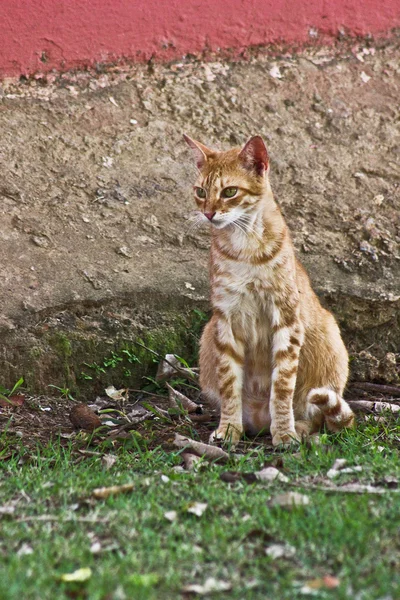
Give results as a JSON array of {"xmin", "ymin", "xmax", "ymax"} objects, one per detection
[{"xmin": 307, "ymin": 387, "xmax": 355, "ymax": 432}]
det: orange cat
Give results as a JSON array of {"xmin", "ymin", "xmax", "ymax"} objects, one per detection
[{"xmin": 184, "ymin": 134, "xmax": 355, "ymax": 446}]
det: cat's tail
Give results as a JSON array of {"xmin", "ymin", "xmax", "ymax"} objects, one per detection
[{"xmin": 307, "ymin": 387, "xmax": 355, "ymax": 432}]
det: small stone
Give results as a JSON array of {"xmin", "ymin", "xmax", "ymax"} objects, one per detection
[
  {"xmin": 32, "ymin": 235, "xmax": 50, "ymax": 248},
  {"xmin": 116, "ymin": 246, "xmax": 133, "ymax": 258}
]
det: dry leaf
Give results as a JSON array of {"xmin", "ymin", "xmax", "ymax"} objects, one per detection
[
  {"xmin": 156, "ymin": 354, "xmax": 182, "ymax": 381},
  {"xmin": 183, "ymin": 577, "xmax": 232, "ymax": 595},
  {"xmin": 61, "ymin": 567, "xmax": 92, "ymax": 582},
  {"xmin": 182, "ymin": 452, "xmax": 202, "ymax": 471},
  {"xmin": 156, "ymin": 354, "xmax": 199, "ymax": 383},
  {"xmin": 166, "ymin": 383, "xmax": 201, "ymax": 413},
  {"xmin": 174, "ymin": 434, "xmax": 229, "ymax": 461},
  {"xmin": 0, "ymin": 393, "xmax": 25, "ymax": 408},
  {"xmin": 92, "ymin": 483, "xmax": 134, "ymax": 499},
  {"xmin": 90, "ymin": 541, "xmax": 102, "ymax": 554},
  {"xmin": 164, "ymin": 510, "xmax": 177, "ymax": 522},
  {"xmin": 302, "ymin": 575, "xmax": 340, "ymax": 592},
  {"xmin": 270, "ymin": 492, "xmax": 310, "ymax": 508},
  {"xmin": 187, "ymin": 502, "xmax": 208, "ymax": 517},
  {"xmin": 331, "ymin": 458, "xmax": 347, "ymax": 470},
  {"xmin": 17, "ymin": 543, "xmax": 33, "ymax": 556},
  {"xmin": 265, "ymin": 543, "xmax": 296, "ymax": 559},
  {"xmin": 0, "ymin": 505, "xmax": 15, "ymax": 515},
  {"xmin": 101, "ymin": 455, "xmax": 117, "ymax": 470},
  {"xmin": 105, "ymin": 386, "xmax": 128, "ymax": 401},
  {"xmin": 340, "ymin": 466, "xmax": 363, "ymax": 474},
  {"xmin": 255, "ymin": 467, "xmax": 289, "ymax": 483},
  {"xmin": 327, "ymin": 458, "xmax": 362, "ymax": 479}
]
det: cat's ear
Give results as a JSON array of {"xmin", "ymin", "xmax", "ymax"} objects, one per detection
[
  {"xmin": 183, "ymin": 134, "xmax": 214, "ymax": 169},
  {"xmin": 239, "ymin": 135, "xmax": 269, "ymax": 176}
]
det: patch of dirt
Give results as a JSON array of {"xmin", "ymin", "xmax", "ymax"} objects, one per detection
[
  {"xmin": 0, "ymin": 37, "xmax": 399, "ymax": 390},
  {"xmin": 1, "ymin": 380, "xmax": 399, "ymax": 458},
  {"xmin": 0, "ymin": 391, "xmax": 217, "ymax": 456}
]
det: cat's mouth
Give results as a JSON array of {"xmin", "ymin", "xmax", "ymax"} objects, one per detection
[
  {"xmin": 210, "ymin": 218, "xmax": 229, "ymax": 229},
  {"xmin": 208, "ymin": 212, "xmax": 244, "ymax": 230}
]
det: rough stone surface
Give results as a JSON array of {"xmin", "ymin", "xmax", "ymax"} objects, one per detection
[{"xmin": 0, "ymin": 39, "xmax": 399, "ymax": 392}]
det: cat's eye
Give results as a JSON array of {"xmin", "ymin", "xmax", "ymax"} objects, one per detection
[
  {"xmin": 221, "ymin": 187, "xmax": 238, "ymax": 199},
  {"xmin": 195, "ymin": 187, "xmax": 206, "ymax": 199}
]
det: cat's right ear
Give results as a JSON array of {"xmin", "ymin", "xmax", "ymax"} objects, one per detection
[
  {"xmin": 239, "ymin": 135, "xmax": 269, "ymax": 177},
  {"xmin": 183, "ymin": 134, "xmax": 214, "ymax": 169}
]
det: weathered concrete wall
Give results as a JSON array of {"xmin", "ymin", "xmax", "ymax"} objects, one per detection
[
  {"xmin": 1, "ymin": 0, "xmax": 400, "ymax": 77},
  {"xmin": 0, "ymin": 41, "xmax": 399, "ymax": 393}
]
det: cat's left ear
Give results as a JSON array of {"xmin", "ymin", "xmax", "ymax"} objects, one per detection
[
  {"xmin": 183, "ymin": 134, "xmax": 214, "ymax": 169},
  {"xmin": 239, "ymin": 135, "xmax": 269, "ymax": 177}
]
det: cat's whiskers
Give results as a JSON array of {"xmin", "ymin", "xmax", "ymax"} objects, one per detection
[
  {"xmin": 185, "ymin": 212, "xmax": 205, "ymax": 236},
  {"xmin": 236, "ymin": 219, "xmax": 261, "ymax": 240}
]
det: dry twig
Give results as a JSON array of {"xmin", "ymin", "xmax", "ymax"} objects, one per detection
[
  {"xmin": 92, "ymin": 483, "xmax": 135, "ymax": 499},
  {"xmin": 349, "ymin": 382, "xmax": 400, "ymax": 397},
  {"xmin": 348, "ymin": 400, "xmax": 400, "ymax": 414}
]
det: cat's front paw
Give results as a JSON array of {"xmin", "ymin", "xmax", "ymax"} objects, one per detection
[
  {"xmin": 209, "ymin": 423, "xmax": 243, "ymax": 446},
  {"xmin": 272, "ymin": 430, "xmax": 301, "ymax": 448}
]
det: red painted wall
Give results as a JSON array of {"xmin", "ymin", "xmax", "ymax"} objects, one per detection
[{"xmin": 0, "ymin": 0, "xmax": 399, "ymax": 77}]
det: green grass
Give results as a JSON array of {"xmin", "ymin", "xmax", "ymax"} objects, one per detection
[{"xmin": 0, "ymin": 418, "xmax": 399, "ymax": 600}]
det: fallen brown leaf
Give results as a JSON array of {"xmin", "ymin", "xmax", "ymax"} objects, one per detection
[
  {"xmin": 0, "ymin": 393, "xmax": 25, "ymax": 408},
  {"xmin": 101, "ymin": 454, "xmax": 117, "ymax": 470},
  {"xmin": 166, "ymin": 383, "xmax": 202, "ymax": 414},
  {"xmin": 302, "ymin": 575, "xmax": 340, "ymax": 591},
  {"xmin": 174, "ymin": 434, "xmax": 229, "ymax": 461}
]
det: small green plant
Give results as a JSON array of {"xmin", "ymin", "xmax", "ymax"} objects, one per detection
[
  {"xmin": 48, "ymin": 384, "xmax": 76, "ymax": 402},
  {"xmin": 121, "ymin": 349, "xmax": 141, "ymax": 364},
  {"xmin": 81, "ymin": 349, "xmax": 142, "ymax": 381}
]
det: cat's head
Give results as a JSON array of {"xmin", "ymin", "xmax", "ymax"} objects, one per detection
[{"xmin": 184, "ymin": 135, "xmax": 269, "ymax": 229}]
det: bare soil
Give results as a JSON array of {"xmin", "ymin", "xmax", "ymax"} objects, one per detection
[
  {"xmin": 1, "ymin": 381, "xmax": 399, "ymax": 458},
  {"xmin": 0, "ymin": 37, "xmax": 399, "ymax": 392}
]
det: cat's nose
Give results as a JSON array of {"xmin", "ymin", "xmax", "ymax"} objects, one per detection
[{"xmin": 204, "ymin": 212, "xmax": 216, "ymax": 221}]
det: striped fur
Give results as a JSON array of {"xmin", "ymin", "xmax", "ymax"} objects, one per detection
[{"xmin": 185, "ymin": 135, "xmax": 355, "ymax": 446}]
